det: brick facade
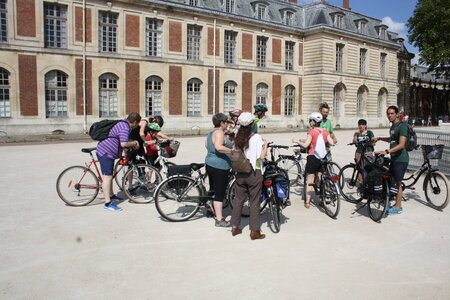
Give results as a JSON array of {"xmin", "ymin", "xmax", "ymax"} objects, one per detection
[
  {"xmin": 208, "ymin": 69, "xmax": 220, "ymax": 114},
  {"xmin": 207, "ymin": 27, "xmax": 220, "ymax": 56},
  {"xmin": 75, "ymin": 7, "xmax": 92, "ymax": 43},
  {"xmin": 298, "ymin": 42, "xmax": 303, "ymax": 66},
  {"xmin": 16, "ymin": 0, "xmax": 36, "ymax": 37},
  {"xmin": 169, "ymin": 22, "xmax": 182, "ymax": 52},
  {"xmin": 126, "ymin": 15, "xmax": 140, "ymax": 48},
  {"xmin": 298, "ymin": 77, "xmax": 303, "ymax": 115},
  {"xmin": 126, "ymin": 62, "xmax": 140, "ymax": 114},
  {"xmin": 18, "ymin": 55, "xmax": 38, "ymax": 116},
  {"xmin": 169, "ymin": 66, "xmax": 182, "ymax": 115},
  {"xmin": 242, "ymin": 72, "xmax": 253, "ymax": 111},
  {"xmin": 242, "ymin": 34, "xmax": 253, "ymax": 60},
  {"xmin": 75, "ymin": 59, "xmax": 93, "ymax": 115},
  {"xmin": 272, "ymin": 75, "xmax": 281, "ymax": 115},
  {"xmin": 272, "ymin": 39, "xmax": 281, "ymax": 64}
]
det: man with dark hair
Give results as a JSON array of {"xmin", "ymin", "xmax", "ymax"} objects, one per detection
[
  {"xmin": 374, "ymin": 105, "xmax": 409, "ymax": 215},
  {"xmin": 319, "ymin": 102, "xmax": 337, "ymax": 144},
  {"xmin": 97, "ymin": 112, "xmax": 142, "ymax": 211}
]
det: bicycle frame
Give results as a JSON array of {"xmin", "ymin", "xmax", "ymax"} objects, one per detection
[{"xmin": 403, "ymin": 159, "xmax": 437, "ymax": 189}]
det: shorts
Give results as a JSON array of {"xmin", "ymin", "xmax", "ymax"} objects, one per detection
[
  {"xmin": 145, "ymin": 154, "xmax": 161, "ymax": 169},
  {"xmin": 389, "ymin": 161, "xmax": 408, "ymax": 182},
  {"xmin": 305, "ymin": 155, "xmax": 322, "ymax": 174},
  {"xmin": 97, "ymin": 154, "xmax": 115, "ymax": 176}
]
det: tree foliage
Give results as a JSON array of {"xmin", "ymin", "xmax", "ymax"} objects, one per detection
[{"xmin": 407, "ymin": 0, "xmax": 450, "ymax": 78}]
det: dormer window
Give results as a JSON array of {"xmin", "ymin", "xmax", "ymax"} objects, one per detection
[
  {"xmin": 187, "ymin": 0, "xmax": 201, "ymax": 6},
  {"xmin": 223, "ymin": 0, "xmax": 235, "ymax": 14},
  {"xmin": 355, "ymin": 19, "xmax": 368, "ymax": 35},
  {"xmin": 252, "ymin": 1, "xmax": 269, "ymax": 20},
  {"xmin": 330, "ymin": 12, "xmax": 345, "ymax": 29},
  {"xmin": 281, "ymin": 9, "xmax": 296, "ymax": 26},
  {"xmin": 375, "ymin": 24, "xmax": 388, "ymax": 40}
]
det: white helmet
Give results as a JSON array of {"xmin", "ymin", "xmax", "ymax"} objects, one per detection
[
  {"xmin": 238, "ymin": 112, "xmax": 255, "ymax": 126},
  {"xmin": 308, "ymin": 112, "xmax": 323, "ymax": 123}
]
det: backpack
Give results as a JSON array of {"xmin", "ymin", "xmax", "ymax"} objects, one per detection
[
  {"xmin": 313, "ymin": 128, "xmax": 327, "ymax": 159},
  {"xmin": 230, "ymin": 149, "xmax": 253, "ymax": 173},
  {"xmin": 89, "ymin": 120, "xmax": 127, "ymax": 141},
  {"xmin": 393, "ymin": 121, "xmax": 417, "ymax": 152}
]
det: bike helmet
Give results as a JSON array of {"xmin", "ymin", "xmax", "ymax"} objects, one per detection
[
  {"xmin": 254, "ymin": 104, "xmax": 268, "ymax": 113},
  {"xmin": 238, "ymin": 112, "xmax": 255, "ymax": 126},
  {"xmin": 229, "ymin": 109, "xmax": 243, "ymax": 118},
  {"xmin": 308, "ymin": 112, "xmax": 323, "ymax": 123},
  {"xmin": 154, "ymin": 115, "xmax": 164, "ymax": 127},
  {"xmin": 147, "ymin": 122, "xmax": 161, "ymax": 132}
]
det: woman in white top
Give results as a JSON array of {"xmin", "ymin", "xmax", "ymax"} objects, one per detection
[{"xmin": 230, "ymin": 112, "xmax": 268, "ymax": 240}]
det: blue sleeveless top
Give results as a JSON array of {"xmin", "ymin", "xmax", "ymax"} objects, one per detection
[{"xmin": 205, "ymin": 129, "xmax": 232, "ymax": 170}]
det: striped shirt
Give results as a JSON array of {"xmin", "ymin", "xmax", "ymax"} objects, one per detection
[{"xmin": 96, "ymin": 119, "xmax": 131, "ymax": 159}]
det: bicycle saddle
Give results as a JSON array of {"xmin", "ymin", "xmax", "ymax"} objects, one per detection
[
  {"xmin": 81, "ymin": 147, "xmax": 97, "ymax": 153},
  {"xmin": 190, "ymin": 163, "xmax": 205, "ymax": 171}
]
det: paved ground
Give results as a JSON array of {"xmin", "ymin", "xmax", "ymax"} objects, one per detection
[{"xmin": 0, "ymin": 128, "xmax": 449, "ymax": 299}]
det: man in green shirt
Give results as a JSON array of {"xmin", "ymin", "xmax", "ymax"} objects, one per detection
[
  {"xmin": 319, "ymin": 102, "xmax": 337, "ymax": 144},
  {"xmin": 375, "ymin": 105, "xmax": 409, "ymax": 215}
]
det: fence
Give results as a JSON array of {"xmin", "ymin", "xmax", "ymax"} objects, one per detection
[{"xmin": 408, "ymin": 129, "xmax": 450, "ymax": 176}]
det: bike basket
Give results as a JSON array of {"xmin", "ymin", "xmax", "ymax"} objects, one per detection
[
  {"xmin": 167, "ymin": 165, "xmax": 191, "ymax": 189},
  {"xmin": 422, "ymin": 144, "xmax": 444, "ymax": 160},
  {"xmin": 160, "ymin": 140, "xmax": 180, "ymax": 158}
]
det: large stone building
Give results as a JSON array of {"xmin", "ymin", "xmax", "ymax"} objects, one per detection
[{"xmin": 0, "ymin": 0, "xmax": 407, "ymax": 135}]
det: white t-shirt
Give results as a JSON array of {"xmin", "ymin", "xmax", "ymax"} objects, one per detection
[{"xmin": 244, "ymin": 134, "xmax": 264, "ymax": 170}]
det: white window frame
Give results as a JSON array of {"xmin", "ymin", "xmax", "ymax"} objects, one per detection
[
  {"xmin": 187, "ymin": 78, "xmax": 201, "ymax": 117},
  {"xmin": 356, "ymin": 88, "xmax": 365, "ymax": 117},
  {"xmin": 359, "ymin": 48, "xmax": 367, "ymax": 75},
  {"xmin": 380, "ymin": 53, "xmax": 387, "ymax": 78},
  {"xmin": 333, "ymin": 85, "xmax": 343, "ymax": 117},
  {"xmin": 187, "ymin": 25, "xmax": 201, "ymax": 61},
  {"xmin": 283, "ymin": 10, "xmax": 295, "ymax": 26},
  {"xmin": 146, "ymin": 18, "xmax": 162, "ymax": 57},
  {"xmin": 378, "ymin": 89, "xmax": 387, "ymax": 118},
  {"xmin": 284, "ymin": 85, "xmax": 295, "ymax": 116},
  {"xmin": 380, "ymin": 27, "xmax": 387, "ymax": 39},
  {"xmin": 0, "ymin": 68, "xmax": 10, "ymax": 117},
  {"xmin": 99, "ymin": 11, "xmax": 118, "ymax": 53},
  {"xmin": 336, "ymin": 43, "xmax": 344, "ymax": 72},
  {"xmin": 255, "ymin": 4, "xmax": 267, "ymax": 20},
  {"xmin": 358, "ymin": 20, "xmax": 368, "ymax": 35},
  {"xmin": 285, "ymin": 41, "xmax": 295, "ymax": 71},
  {"xmin": 0, "ymin": 0, "xmax": 8, "ymax": 43},
  {"xmin": 99, "ymin": 73, "xmax": 118, "ymax": 117},
  {"xmin": 334, "ymin": 14, "xmax": 344, "ymax": 29},
  {"xmin": 224, "ymin": 30, "xmax": 236, "ymax": 64},
  {"xmin": 45, "ymin": 70, "xmax": 68, "ymax": 118},
  {"xmin": 256, "ymin": 36, "xmax": 267, "ymax": 68},
  {"xmin": 146, "ymin": 76, "xmax": 163, "ymax": 117},
  {"xmin": 224, "ymin": 0, "xmax": 235, "ymax": 14},
  {"xmin": 256, "ymin": 83, "xmax": 268, "ymax": 105},
  {"xmin": 223, "ymin": 81, "xmax": 237, "ymax": 113},
  {"xmin": 44, "ymin": 3, "xmax": 67, "ymax": 48}
]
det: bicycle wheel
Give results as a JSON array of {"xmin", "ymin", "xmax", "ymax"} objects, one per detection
[
  {"xmin": 154, "ymin": 175, "xmax": 202, "ymax": 221},
  {"xmin": 321, "ymin": 177, "xmax": 340, "ymax": 219},
  {"xmin": 327, "ymin": 161, "xmax": 341, "ymax": 176},
  {"xmin": 424, "ymin": 171, "xmax": 449, "ymax": 210},
  {"xmin": 113, "ymin": 160, "xmax": 128, "ymax": 190},
  {"xmin": 367, "ymin": 179, "xmax": 389, "ymax": 222},
  {"xmin": 339, "ymin": 164, "xmax": 363, "ymax": 204},
  {"xmin": 56, "ymin": 166, "xmax": 99, "ymax": 206},
  {"xmin": 268, "ymin": 193, "xmax": 281, "ymax": 233},
  {"xmin": 227, "ymin": 178, "xmax": 266, "ymax": 217},
  {"xmin": 276, "ymin": 157, "xmax": 301, "ymax": 186},
  {"xmin": 122, "ymin": 164, "xmax": 162, "ymax": 204}
]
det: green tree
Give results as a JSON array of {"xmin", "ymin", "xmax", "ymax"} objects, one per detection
[{"xmin": 407, "ymin": 0, "xmax": 450, "ymax": 78}]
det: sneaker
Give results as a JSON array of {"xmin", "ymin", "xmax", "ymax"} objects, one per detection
[
  {"xmin": 387, "ymin": 206, "xmax": 403, "ymax": 215},
  {"xmin": 104, "ymin": 203, "xmax": 122, "ymax": 211},
  {"xmin": 215, "ymin": 218, "xmax": 230, "ymax": 227},
  {"xmin": 111, "ymin": 195, "xmax": 124, "ymax": 202}
]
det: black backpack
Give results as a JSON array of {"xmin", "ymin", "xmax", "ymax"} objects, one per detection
[
  {"xmin": 393, "ymin": 121, "xmax": 417, "ymax": 152},
  {"xmin": 89, "ymin": 120, "xmax": 127, "ymax": 141}
]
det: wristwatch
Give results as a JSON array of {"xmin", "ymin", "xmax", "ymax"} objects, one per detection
[{"xmin": 385, "ymin": 149, "xmax": 390, "ymax": 154}]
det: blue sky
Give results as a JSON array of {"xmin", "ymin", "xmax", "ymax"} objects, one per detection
[{"xmin": 299, "ymin": 0, "xmax": 420, "ymax": 63}]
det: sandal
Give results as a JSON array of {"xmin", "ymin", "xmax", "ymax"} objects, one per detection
[{"xmin": 304, "ymin": 202, "xmax": 310, "ymax": 209}]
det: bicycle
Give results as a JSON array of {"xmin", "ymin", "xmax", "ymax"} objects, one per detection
[
  {"xmin": 275, "ymin": 145, "xmax": 306, "ymax": 186},
  {"xmin": 402, "ymin": 144, "xmax": 449, "ymax": 210},
  {"xmin": 56, "ymin": 147, "xmax": 161, "ymax": 206}
]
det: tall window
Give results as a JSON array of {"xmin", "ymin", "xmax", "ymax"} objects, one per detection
[
  {"xmin": 187, "ymin": 25, "xmax": 201, "ymax": 61},
  {"xmin": 187, "ymin": 78, "xmax": 201, "ymax": 116},
  {"xmin": 0, "ymin": 0, "xmax": 7, "ymax": 43},
  {"xmin": 99, "ymin": 73, "xmax": 118, "ymax": 117},
  {"xmin": 255, "ymin": 4, "xmax": 267, "ymax": 20},
  {"xmin": 378, "ymin": 89, "xmax": 387, "ymax": 117},
  {"xmin": 256, "ymin": 83, "xmax": 268, "ymax": 105},
  {"xmin": 256, "ymin": 36, "xmax": 267, "ymax": 67},
  {"xmin": 284, "ymin": 85, "xmax": 295, "ymax": 116},
  {"xmin": 285, "ymin": 41, "xmax": 295, "ymax": 71},
  {"xmin": 333, "ymin": 13, "xmax": 344, "ymax": 29},
  {"xmin": 44, "ymin": 3, "xmax": 67, "ymax": 48},
  {"xmin": 45, "ymin": 70, "xmax": 68, "ymax": 117},
  {"xmin": 146, "ymin": 19, "xmax": 162, "ymax": 57},
  {"xmin": 379, "ymin": 27, "xmax": 387, "ymax": 39},
  {"xmin": 224, "ymin": 31, "xmax": 236, "ymax": 64},
  {"xmin": 359, "ymin": 48, "xmax": 367, "ymax": 75},
  {"xmin": 0, "ymin": 68, "xmax": 10, "ymax": 117},
  {"xmin": 336, "ymin": 43, "xmax": 344, "ymax": 72},
  {"xmin": 99, "ymin": 11, "xmax": 118, "ymax": 52},
  {"xmin": 223, "ymin": 81, "xmax": 237, "ymax": 113},
  {"xmin": 283, "ymin": 11, "xmax": 294, "ymax": 26},
  {"xmin": 357, "ymin": 20, "xmax": 367, "ymax": 35},
  {"xmin": 356, "ymin": 86, "xmax": 367, "ymax": 117},
  {"xmin": 333, "ymin": 84, "xmax": 344, "ymax": 117},
  {"xmin": 188, "ymin": 0, "xmax": 198, "ymax": 6},
  {"xmin": 224, "ymin": 0, "xmax": 234, "ymax": 13},
  {"xmin": 380, "ymin": 53, "xmax": 387, "ymax": 78},
  {"xmin": 146, "ymin": 76, "xmax": 162, "ymax": 116}
]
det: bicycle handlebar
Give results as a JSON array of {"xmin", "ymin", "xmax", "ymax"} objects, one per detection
[{"xmin": 267, "ymin": 142, "xmax": 289, "ymax": 149}]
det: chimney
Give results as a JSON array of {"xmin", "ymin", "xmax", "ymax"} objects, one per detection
[
  {"xmin": 343, "ymin": 0, "xmax": 350, "ymax": 10},
  {"xmin": 289, "ymin": 0, "xmax": 297, "ymax": 3}
]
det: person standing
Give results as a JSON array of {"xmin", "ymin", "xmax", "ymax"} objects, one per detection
[
  {"xmin": 205, "ymin": 113, "xmax": 233, "ymax": 227},
  {"xmin": 353, "ymin": 119, "xmax": 375, "ymax": 162},
  {"xmin": 96, "ymin": 113, "xmax": 142, "ymax": 211},
  {"xmin": 319, "ymin": 102, "xmax": 337, "ymax": 144},
  {"xmin": 230, "ymin": 112, "xmax": 268, "ymax": 239},
  {"xmin": 374, "ymin": 106, "xmax": 409, "ymax": 215},
  {"xmin": 252, "ymin": 104, "xmax": 268, "ymax": 133}
]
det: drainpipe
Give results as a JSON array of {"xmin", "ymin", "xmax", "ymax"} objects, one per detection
[
  {"xmin": 82, "ymin": 0, "xmax": 87, "ymax": 133},
  {"xmin": 213, "ymin": 18, "xmax": 216, "ymax": 114}
]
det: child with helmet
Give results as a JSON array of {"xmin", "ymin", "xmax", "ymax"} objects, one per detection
[
  {"xmin": 253, "ymin": 104, "xmax": 268, "ymax": 133},
  {"xmin": 144, "ymin": 122, "xmax": 162, "ymax": 168}
]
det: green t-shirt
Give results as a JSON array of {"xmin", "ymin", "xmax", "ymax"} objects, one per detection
[
  {"xmin": 355, "ymin": 130, "xmax": 375, "ymax": 153},
  {"xmin": 320, "ymin": 119, "xmax": 333, "ymax": 133},
  {"xmin": 389, "ymin": 122, "xmax": 409, "ymax": 163}
]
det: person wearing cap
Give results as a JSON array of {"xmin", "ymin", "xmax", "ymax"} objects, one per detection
[
  {"xmin": 353, "ymin": 119, "xmax": 376, "ymax": 163},
  {"xmin": 230, "ymin": 112, "xmax": 268, "ymax": 240},
  {"xmin": 319, "ymin": 102, "xmax": 337, "ymax": 144},
  {"xmin": 205, "ymin": 113, "xmax": 233, "ymax": 227},
  {"xmin": 292, "ymin": 112, "xmax": 334, "ymax": 209},
  {"xmin": 253, "ymin": 104, "xmax": 268, "ymax": 133},
  {"xmin": 144, "ymin": 122, "xmax": 162, "ymax": 168}
]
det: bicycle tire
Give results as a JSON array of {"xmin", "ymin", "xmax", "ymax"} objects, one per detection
[
  {"xmin": 113, "ymin": 160, "xmax": 128, "ymax": 190},
  {"xmin": 327, "ymin": 161, "xmax": 341, "ymax": 176},
  {"xmin": 321, "ymin": 177, "xmax": 340, "ymax": 219},
  {"xmin": 227, "ymin": 178, "xmax": 266, "ymax": 217},
  {"xmin": 423, "ymin": 171, "xmax": 449, "ymax": 210},
  {"xmin": 268, "ymin": 192, "xmax": 281, "ymax": 233},
  {"xmin": 367, "ymin": 178, "xmax": 389, "ymax": 222},
  {"xmin": 122, "ymin": 164, "xmax": 162, "ymax": 204},
  {"xmin": 56, "ymin": 166, "xmax": 99, "ymax": 206},
  {"xmin": 275, "ymin": 157, "xmax": 301, "ymax": 186},
  {"xmin": 339, "ymin": 164, "xmax": 363, "ymax": 204},
  {"xmin": 154, "ymin": 175, "xmax": 202, "ymax": 221}
]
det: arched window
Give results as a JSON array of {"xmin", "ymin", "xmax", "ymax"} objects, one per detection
[
  {"xmin": 356, "ymin": 86, "xmax": 368, "ymax": 117},
  {"xmin": 256, "ymin": 83, "xmax": 268, "ymax": 105},
  {"xmin": 187, "ymin": 78, "xmax": 202, "ymax": 117},
  {"xmin": 45, "ymin": 70, "xmax": 68, "ymax": 117},
  {"xmin": 146, "ymin": 76, "xmax": 163, "ymax": 116},
  {"xmin": 284, "ymin": 85, "xmax": 295, "ymax": 116},
  {"xmin": 378, "ymin": 88, "xmax": 388, "ymax": 117},
  {"xmin": 333, "ymin": 83, "xmax": 345, "ymax": 117},
  {"xmin": 0, "ymin": 68, "xmax": 10, "ymax": 117},
  {"xmin": 99, "ymin": 73, "xmax": 118, "ymax": 117},
  {"xmin": 223, "ymin": 81, "xmax": 237, "ymax": 113}
]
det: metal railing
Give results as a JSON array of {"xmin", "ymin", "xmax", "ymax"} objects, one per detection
[{"xmin": 408, "ymin": 129, "xmax": 450, "ymax": 176}]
